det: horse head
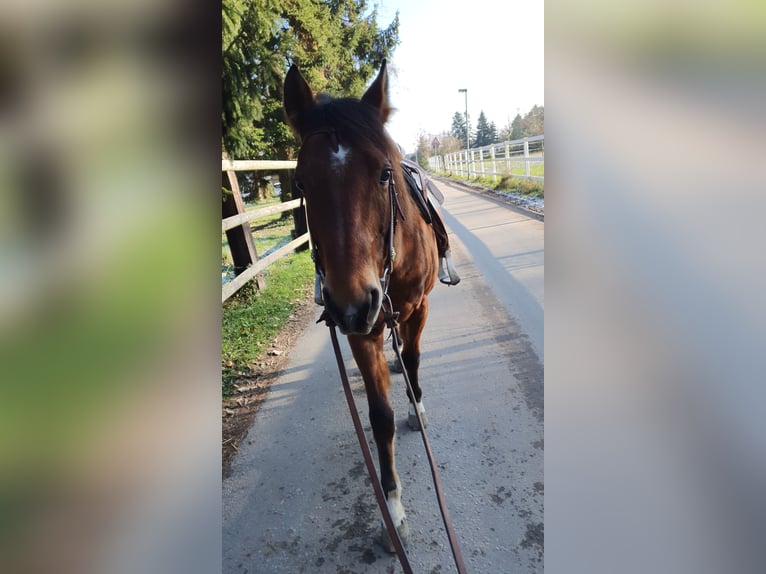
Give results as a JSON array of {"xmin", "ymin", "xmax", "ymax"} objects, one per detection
[{"xmin": 283, "ymin": 61, "xmax": 402, "ymax": 335}]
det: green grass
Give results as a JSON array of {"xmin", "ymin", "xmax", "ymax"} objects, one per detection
[
  {"xmin": 442, "ymin": 171, "xmax": 544, "ymax": 198},
  {"xmin": 471, "ymin": 159, "xmax": 544, "ymax": 178},
  {"xmin": 222, "ymin": 201, "xmax": 296, "ymax": 266},
  {"xmin": 222, "ymin": 249, "xmax": 314, "ymax": 397}
]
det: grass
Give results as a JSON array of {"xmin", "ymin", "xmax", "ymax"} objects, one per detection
[
  {"xmin": 443, "ymin": 171, "xmax": 544, "ymax": 198},
  {"xmin": 222, "ymin": 201, "xmax": 296, "ymax": 266},
  {"xmin": 473, "ymin": 161, "xmax": 544, "ymax": 179},
  {"xmin": 222, "ymin": 249, "xmax": 314, "ymax": 397}
]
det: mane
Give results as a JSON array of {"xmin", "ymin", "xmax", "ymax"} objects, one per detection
[{"xmin": 302, "ymin": 95, "xmax": 399, "ymax": 161}]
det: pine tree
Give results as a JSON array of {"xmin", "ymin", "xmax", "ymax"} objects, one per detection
[
  {"xmin": 222, "ymin": 0, "xmax": 401, "ymax": 160},
  {"xmin": 473, "ymin": 110, "xmax": 492, "ymax": 147},
  {"xmin": 450, "ymin": 111, "xmax": 468, "ymax": 148}
]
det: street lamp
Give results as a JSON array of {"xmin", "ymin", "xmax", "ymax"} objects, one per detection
[{"xmin": 458, "ymin": 88, "xmax": 470, "ymax": 177}]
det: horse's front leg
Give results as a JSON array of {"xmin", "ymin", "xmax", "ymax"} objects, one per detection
[{"xmin": 348, "ymin": 331, "xmax": 409, "ymax": 550}]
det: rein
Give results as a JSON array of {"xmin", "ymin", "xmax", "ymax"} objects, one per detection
[
  {"xmin": 318, "ymin": 301, "xmax": 468, "ymax": 574},
  {"xmin": 302, "ymin": 129, "xmax": 467, "ymax": 573},
  {"xmin": 325, "ymin": 322, "xmax": 413, "ymax": 573}
]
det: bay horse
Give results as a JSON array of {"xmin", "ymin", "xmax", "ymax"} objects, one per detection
[{"xmin": 283, "ymin": 61, "xmax": 443, "ymax": 547}]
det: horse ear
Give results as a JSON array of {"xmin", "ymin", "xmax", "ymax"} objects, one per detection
[
  {"xmin": 283, "ymin": 64, "xmax": 314, "ymax": 136},
  {"xmin": 361, "ymin": 60, "xmax": 392, "ymax": 124}
]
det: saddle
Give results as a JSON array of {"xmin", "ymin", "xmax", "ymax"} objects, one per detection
[{"xmin": 400, "ymin": 159, "xmax": 461, "ymax": 285}]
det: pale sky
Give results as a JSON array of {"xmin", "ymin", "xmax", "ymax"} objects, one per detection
[{"xmin": 376, "ymin": 0, "xmax": 544, "ymax": 153}]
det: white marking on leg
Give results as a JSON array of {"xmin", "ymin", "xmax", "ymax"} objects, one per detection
[
  {"xmin": 330, "ymin": 145, "xmax": 350, "ymax": 170},
  {"xmin": 386, "ymin": 484, "xmax": 406, "ymax": 528},
  {"xmin": 408, "ymin": 400, "xmax": 427, "ymax": 430},
  {"xmin": 380, "ymin": 480, "xmax": 409, "ymax": 552}
]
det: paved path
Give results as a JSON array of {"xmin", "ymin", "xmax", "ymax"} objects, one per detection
[{"xmin": 223, "ymin": 179, "xmax": 544, "ymax": 573}]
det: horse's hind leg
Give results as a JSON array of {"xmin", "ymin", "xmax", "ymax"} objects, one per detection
[
  {"xmin": 348, "ymin": 332, "xmax": 409, "ymax": 551},
  {"xmin": 388, "ymin": 324, "xmax": 404, "ymax": 373},
  {"xmin": 399, "ymin": 298, "xmax": 429, "ymax": 430}
]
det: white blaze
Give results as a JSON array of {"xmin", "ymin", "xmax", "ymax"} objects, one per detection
[{"xmin": 330, "ymin": 145, "xmax": 350, "ymax": 170}]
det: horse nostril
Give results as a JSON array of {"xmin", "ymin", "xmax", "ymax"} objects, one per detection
[
  {"xmin": 366, "ymin": 285, "xmax": 382, "ymax": 325},
  {"xmin": 343, "ymin": 309, "xmax": 358, "ymax": 326},
  {"xmin": 322, "ymin": 285, "xmax": 382, "ymax": 334}
]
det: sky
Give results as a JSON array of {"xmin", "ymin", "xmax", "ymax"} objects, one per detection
[{"xmin": 375, "ymin": 0, "xmax": 544, "ymax": 154}]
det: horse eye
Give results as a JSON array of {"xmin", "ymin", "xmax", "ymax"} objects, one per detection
[
  {"xmin": 379, "ymin": 168, "xmax": 392, "ymax": 185},
  {"xmin": 293, "ymin": 178, "xmax": 304, "ymax": 193}
]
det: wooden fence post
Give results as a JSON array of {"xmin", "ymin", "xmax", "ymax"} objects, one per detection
[
  {"xmin": 222, "ymin": 168, "xmax": 265, "ymax": 290},
  {"xmin": 277, "ymin": 169, "xmax": 308, "ymax": 252}
]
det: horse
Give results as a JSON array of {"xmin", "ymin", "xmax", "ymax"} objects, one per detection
[{"xmin": 283, "ymin": 60, "xmax": 443, "ymax": 548}]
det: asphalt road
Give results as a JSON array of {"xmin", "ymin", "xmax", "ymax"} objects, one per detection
[{"xmin": 223, "ymin": 179, "xmax": 544, "ymax": 573}]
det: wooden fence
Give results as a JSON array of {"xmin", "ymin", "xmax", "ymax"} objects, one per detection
[
  {"xmin": 221, "ymin": 159, "xmax": 307, "ymax": 303},
  {"xmin": 429, "ymin": 135, "xmax": 544, "ymax": 182}
]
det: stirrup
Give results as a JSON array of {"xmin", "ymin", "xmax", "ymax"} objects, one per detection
[
  {"xmin": 314, "ymin": 272, "xmax": 325, "ymax": 305},
  {"xmin": 438, "ymin": 249, "xmax": 461, "ymax": 285}
]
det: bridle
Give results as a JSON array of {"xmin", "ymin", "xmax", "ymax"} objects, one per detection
[
  {"xmin": 296, "ymin": 128, "xmax": 468, "ymax": 574},
  {"xmin": 298, "ymin": 128, "xmax": 403, "ymax": 308}
]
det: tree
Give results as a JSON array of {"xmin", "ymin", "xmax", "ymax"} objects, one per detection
[
  {"xmin": 524, "ymin": 104, "xmax": 544, "ymax": 136},
  {"xmin": 222, "ymin": 0, "xmax": 279, "ymax": 160},
  {"xmin": 510, "ymin": 113, "xmax": 526, "ymax": 140},
  {"xmin": 438, "ymin": 134, "xmax": 463, "ymax": 154},
  {"xmin": 498, "ymin": 118, "xmax": 513, "ymax": 142},
  {"xmin": 415, "ymin": 132, "xmax": 431, "ymax": 169},
  {"xmin": 488, "ymin": 121, "xmax": 498, "ymax": 144},
  {"xmin": 222, "ymin": 0, "xmax": 401, "ymax": 161},
  {"xmin": 450, "ymin": 111, "xmax": 468, "ymax": 148},
  {"xmin": 473, "ymin": 110, "xmax": 494, "ymax": 147}
]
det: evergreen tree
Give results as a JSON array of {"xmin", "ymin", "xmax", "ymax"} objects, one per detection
[
  {"xmin": 450, "ymin": 111, "xmax": 468, "ymax": 148},
  {"xmin": 222, "ymin": 0, "xmax": 280, "ymax": 159},
  {"xmin": 488, "ymin": 121, "xmax": 498, "ymax": 144},
  {"xmin": 473, "ymin": 110, "xmax": 492, "ymax": 147},
  {"xmin": 222, "ymin": 0, "xmax": 400, "ymax": 160}
]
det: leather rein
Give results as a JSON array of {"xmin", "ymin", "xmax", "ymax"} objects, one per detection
[{"xmin": 299, "ymin": 129, "xmax": 467, "ymax": 573}]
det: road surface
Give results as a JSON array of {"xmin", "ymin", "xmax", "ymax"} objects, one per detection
[{"xmin": 223, "ymin": 179, "xmax": 544, "ymax": 573}]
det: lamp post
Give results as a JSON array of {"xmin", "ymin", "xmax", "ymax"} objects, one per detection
[{"xmin": 458, "ymin": 88, "xmax": 470, "ymax": 177}]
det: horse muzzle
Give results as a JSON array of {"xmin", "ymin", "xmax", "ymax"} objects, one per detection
[{"xmin": 322, "ymin": 284, "xmax": 382, "ymax": 335}]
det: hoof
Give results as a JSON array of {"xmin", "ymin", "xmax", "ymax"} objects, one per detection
[
  {"xmin": 408, "ymin": 403, "xmax": 427, "ymax": 431},
  {"xmin": 389, "ymin": 358, "xmax": 404, "ymax": 374},
  {"xmin": 379, "ymin": 516, "xmax": 409, "ymax": 553}
]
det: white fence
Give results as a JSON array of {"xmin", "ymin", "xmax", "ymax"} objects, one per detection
[{"xmin": 428, "ymin": 135, "xmax": 544, "ymax": 182}]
